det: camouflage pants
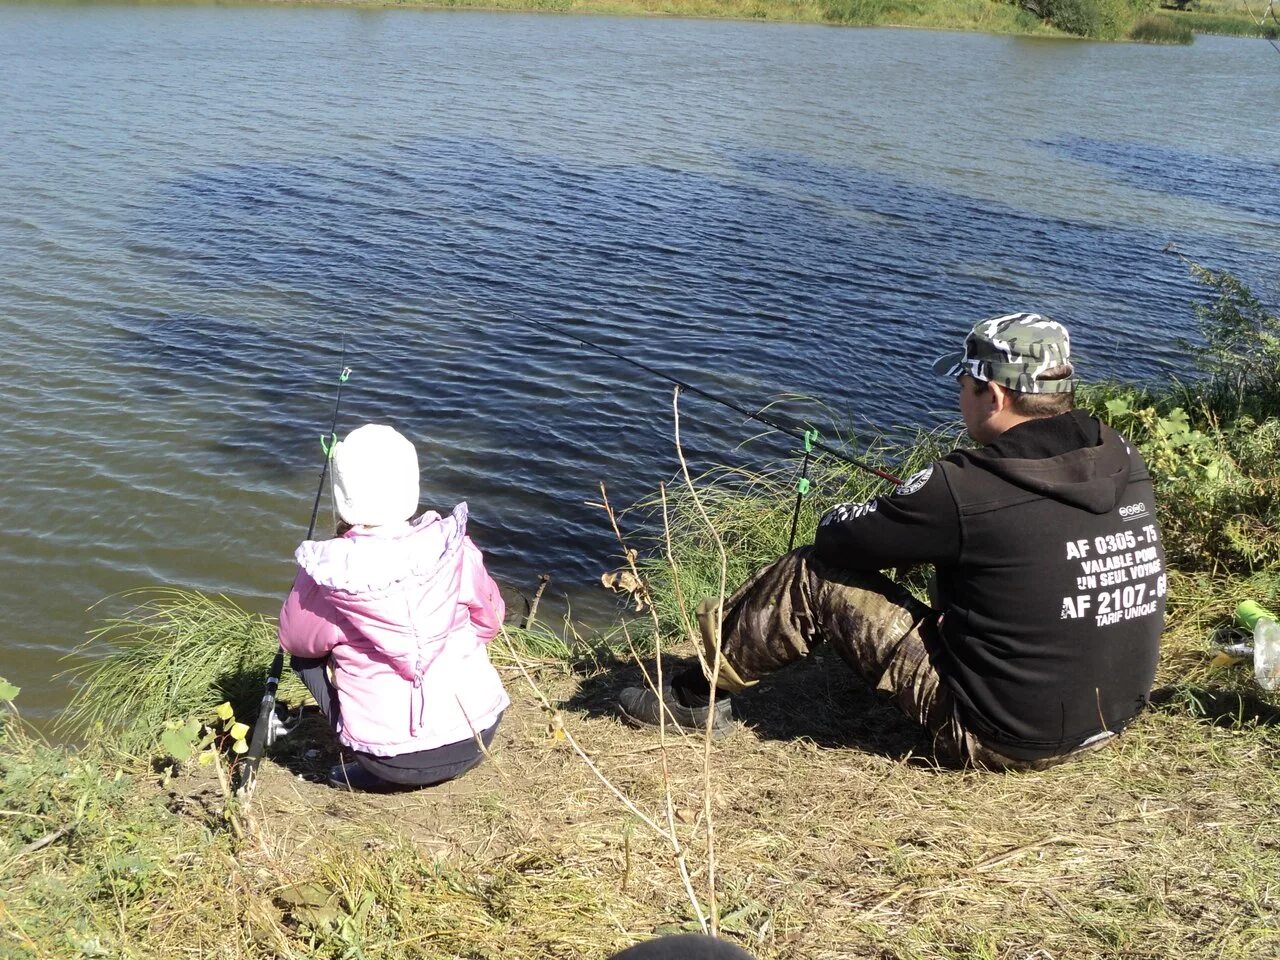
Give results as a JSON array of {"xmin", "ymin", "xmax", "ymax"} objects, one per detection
[{"xmin": 706, "ymin": 548, "xmax": 1110, "ymax": 772}]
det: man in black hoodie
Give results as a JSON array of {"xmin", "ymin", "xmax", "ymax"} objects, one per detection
[{"xmin": 619, "ymin": 314, "xmax": 1165, "ymax": 770}]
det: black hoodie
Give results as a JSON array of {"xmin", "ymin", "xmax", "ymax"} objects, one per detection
[{"xmin": 814, "ymin": 411, "xmax": 1164, "ymax": 760}]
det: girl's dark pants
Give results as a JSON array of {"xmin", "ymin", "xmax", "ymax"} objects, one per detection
[{"xmin": 291, "ymin": 656, "xmax": 500, "ymax": 787}]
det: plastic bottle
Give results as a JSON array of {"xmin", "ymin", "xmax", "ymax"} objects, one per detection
[{"xmin": 1236, "ymin": 600, "xmax": 1280, "ymax": 692}]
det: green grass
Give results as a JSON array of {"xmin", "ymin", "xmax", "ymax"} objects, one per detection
[
  {"xmin": 817, "ymin": 0, "xmax": 1049, "ymax": 32},
  {"xmin": 5, "ymin": 618, "xmax": 1279, "ymax": 959},
  {"xmin": 413, "ymin": 0, "xmax": 1065, "ymax": 35},
  {"xmin": 20, "ymin": 0, "xmax": 1279, "ymax": 41},
  {"xmin": 635, "ymin": 423, "xmax": 962, "ymax": 643},
  {"xmin": 57, "ymin": 589, "xmax": 301, "ymax": 753},
  {"xmin": 55, "ymin": 589, "xmax": 633, "ymax": 756},
  {"xmin": 0, "ymin": 701, "xmax": 660, "ymax": 959},
  {"xmin": 1164, "ymin": 7, "xmax": 1280, "ymax": 36},
  {"xmin": 1128, "ymin": 12, "xmax": 1194, "ymax": 41},
  {"xmin": 352, "ymin": 0, "xmax": 1051, "ymax": 36},
  {"xmin": 369, "ymin": 0, "xmax": 1280, "ymax": 40},
  {"xmin": 311, "ymin": 0, "xmax": 1280, "ymax": 40},
  {"xmin": 9, "ymin": 0, "xmax": 1059, "ymax": 38}
]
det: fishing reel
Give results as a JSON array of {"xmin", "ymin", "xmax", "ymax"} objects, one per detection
[{"xmin": 265, "ymin": 702, "xmax": 306, "ymax": 746}]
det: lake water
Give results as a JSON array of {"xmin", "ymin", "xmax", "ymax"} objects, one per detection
[{"xmin": 2, "ymin": 4, "xmax": 1277, "ymax": 721}]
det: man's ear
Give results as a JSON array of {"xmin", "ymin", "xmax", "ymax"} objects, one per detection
[{"xmin": 988, "ymin": 382, "xmax": 1012, "ymax": 414}]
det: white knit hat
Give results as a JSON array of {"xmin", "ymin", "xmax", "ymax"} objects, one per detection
[{"xmin": 330, "ymin": 424, "xmax": 420, "ymax": 527}]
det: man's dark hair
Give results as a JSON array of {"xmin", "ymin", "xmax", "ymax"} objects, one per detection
[{"xmin": 971, "ymin": 364, "xmax": 1075, "ymax": 417}]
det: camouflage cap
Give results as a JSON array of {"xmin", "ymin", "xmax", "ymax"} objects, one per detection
[{"xmin": 931, "ymin": 312, "xmax": 1075, "ymax": 394}]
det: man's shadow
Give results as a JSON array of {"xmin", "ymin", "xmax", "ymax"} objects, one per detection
[{"xmin": 564, "ymin": 648, "xmax": 935, "ymax": 762}]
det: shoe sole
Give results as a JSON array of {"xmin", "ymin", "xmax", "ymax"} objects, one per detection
[{"xmin": 617, "ymin": 703, "xmax": 734, "ymax": 740}]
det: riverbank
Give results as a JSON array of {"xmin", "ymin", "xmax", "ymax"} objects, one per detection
[
  {"xmin": 4, "ymin": 644, "xmax": 1278, "ymax": 958},
  {"xmin": 4, "ymin": 260, "xmax": 1278, "ymax": 958}
]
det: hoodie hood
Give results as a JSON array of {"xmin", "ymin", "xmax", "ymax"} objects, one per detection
[
  {"xmin": 296, "ymin": 502, "xmax": 469, "ymax": 595},
  {"xmin": 965, "ymin": 411, "xmax": 1132, "ymax": 514},
  {"xmin": 293, "ymin": 503, "xmax": 471, "ymax": 682}
]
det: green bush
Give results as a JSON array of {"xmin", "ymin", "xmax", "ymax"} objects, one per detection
[
  {"xmin": 1128, "ymin": 13, "xmax": 1195, "ymax": 40},
  {"xmin": 1072, "ymin": 262, "xmax": 1280, "ymax": 576},
  {"xmin": 1019, "ymin": 0, "xmax": 1139, "ymax": 37},
  {"xmin": 1183, "ymin": 262, "xmax": 1280, "ymax": 419},
  {"xmin": 1078, "ymin": 383, "xmax": 1280, "ymax": 575}
]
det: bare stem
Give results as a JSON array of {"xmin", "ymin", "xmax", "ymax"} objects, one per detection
[
  {"xmin": 671, "ymin": 387, "xmax": 727, "ymax": 937},
  {"xmin": 210, "ymin": 748, "xmax": 244, "ymax": 842},
  {"xmin": 597, "ymin": 483, "xmax": 707, "ymax": 933},
  {"xmin": 660, "ymin": 482, "xmax": 699, "ymax": 652},
  {"xmin": 503, "ymin": 627, "xmax": 708, "ymax": 932}
]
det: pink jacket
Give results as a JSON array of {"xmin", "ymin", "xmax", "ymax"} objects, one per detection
[{"xmin": 278, "ymin": 503, "xmax": 509, "ymax": 756}]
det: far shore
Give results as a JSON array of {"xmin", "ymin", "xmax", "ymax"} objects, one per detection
[
  {"xmin": 260, "ymin": 0, "xmax": 1280, "ymax": 41},
  {"xmin": 24, "ymin": 0, "xmax": 1277, "ymax": 43}
]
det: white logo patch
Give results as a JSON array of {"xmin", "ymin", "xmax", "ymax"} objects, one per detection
[
  {"xmin": 894, "ymin": 466, "xmax": 934, "ymax": 497},
  {"xmin": 820, "ymin": 500, "xmax": 878, "ymax": 526},
  {"xmin": 1119, "ymin": 502, "xmax": 1149, "ymax": 521}
]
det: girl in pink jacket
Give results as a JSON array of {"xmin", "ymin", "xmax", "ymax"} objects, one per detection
[{"xmin": 279, "ymin": 424, "xmax": 509, "ymax": 791}]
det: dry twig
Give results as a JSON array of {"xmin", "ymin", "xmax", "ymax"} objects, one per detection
[
  {"xmin": 671, "ymin": 387, "xmax": 729, "ymax": 936},
  {"xmin": 523, "ymin": 574, "xmax": 552, "ymax": 630},
  {"xmin": 597, "ymin": 482, "xmax": 709, "ymax": 933}
]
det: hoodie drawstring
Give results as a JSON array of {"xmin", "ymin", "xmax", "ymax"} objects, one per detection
[{"xmin": 409, "ymin": 671, "xmax": 428, "ymax": 736}]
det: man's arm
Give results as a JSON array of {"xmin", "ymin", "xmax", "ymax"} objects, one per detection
[{"xmin": 812, "ymin": 464, "xmax": 961, "ymax": 571}]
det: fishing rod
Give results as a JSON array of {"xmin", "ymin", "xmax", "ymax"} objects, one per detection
[
  {"xmin": 521, "ymin": 316, "xmax": 904, "ymax": 486},
  {"xmin": 788, "ymin": 428, "xmax": 819, "ymax": 551},
  {"xmin": 236, "ymin": 347, "xmax": 352, "ymax": 798}
]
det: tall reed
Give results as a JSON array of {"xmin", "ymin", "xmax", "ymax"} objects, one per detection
[
  {"xmin": 58, "ymin": 589, "xmax": 292, "ymax": 752},
  {"xmin": 1129, "ymin": 14, "xmax": 1195, "ymax": 41}
]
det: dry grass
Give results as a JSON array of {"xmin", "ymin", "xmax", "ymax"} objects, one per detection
[
  {"xmin": 4, "ymin": 593, "xmax": 1278, "ymax": 959},
  {"xmin": 12, "ymin": 485, "xmax": 1277, "ymax": 956}
]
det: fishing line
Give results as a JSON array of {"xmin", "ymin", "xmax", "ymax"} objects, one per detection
[{"xmin": 518, "ymin": 315, "xmax": 903, "ymax": 486}]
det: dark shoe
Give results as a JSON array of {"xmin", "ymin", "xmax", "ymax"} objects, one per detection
[
  {"xmin": 327, "ymin": 761, "xmax": 395, "ymax": 792},
  {"xmin": 618, "ymin": 684, "xmax": 734, "ymax": 738}
]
